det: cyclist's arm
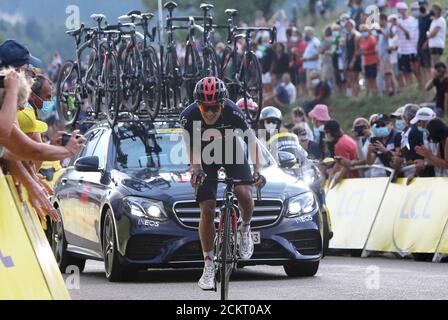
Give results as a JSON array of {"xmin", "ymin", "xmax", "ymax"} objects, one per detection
[
  {"xmin": 247, "ymin": 129, "xmax": 263, "ymax": 173},
  {"xmin": 181, "ymin": 116, "xmax": 202, "ymax": 171}
]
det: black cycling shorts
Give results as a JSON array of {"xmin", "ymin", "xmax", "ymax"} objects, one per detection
[{"xmin": 196, "ymin": 163, "xmax": 252, "ymax": 202}]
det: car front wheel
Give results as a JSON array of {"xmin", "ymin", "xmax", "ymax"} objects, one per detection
[{"xmin": 102, "ymin": 209, "xmax": 138, "ymax": 282}]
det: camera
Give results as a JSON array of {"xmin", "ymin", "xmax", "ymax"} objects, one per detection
[
  {"xmin": 61, "ymin": 133, "xmax": 81, "ymax": 146},
  {"xmin": 354, "ymin": 125, "xmax": 366, "ymax": 137}
]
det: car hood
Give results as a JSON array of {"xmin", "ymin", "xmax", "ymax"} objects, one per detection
[{"xmin": 115, "ymin": 166, "xmax": 310, "ymax": 204}]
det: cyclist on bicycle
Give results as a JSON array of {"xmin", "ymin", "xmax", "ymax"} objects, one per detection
[{"xmin": 180, "ymin": 76, "xmax": 264, "ymax": 290}]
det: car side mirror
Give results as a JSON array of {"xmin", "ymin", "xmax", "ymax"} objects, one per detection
[
  {"xmin": 74, "ymin": 156, "xmax": 100, "ymax": 172},
  {"xmin": 278, "ymin": 151, "xmax": 297, "ymax": 168}
]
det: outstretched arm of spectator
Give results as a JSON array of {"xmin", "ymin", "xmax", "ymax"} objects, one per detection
[
  {"xmin": 0, "ymin": 71, "xmax": 20, "ymax": 138},
  {"xmin": 416, "ymin": 143, "xmax": 448, "ymax": 169},
  {"xmin": 425, "ymin": 77, "xmax": 435, "ymax": 91},
  {"xmin": 0, "ymin": 126, "xmax": 85, "ymax": 161},
  {"xmin": 366, "ymin": 143, "xmax": 377, "ymax": 166},
  {"xmin": 1, "ymin": 158, "xmax": 60, "ymax": 222}
]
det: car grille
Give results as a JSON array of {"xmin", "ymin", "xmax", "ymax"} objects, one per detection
[
  {"xmin": 170, "ymin": 240, "xmax": 290, "ymax": 262},
  {"xmin": 281, "ymin": 230, "xmax": 322, "ymax": 256},
  {"xmin": 172, "ymin": 199, "xmax": 283, "ymax": 230},
  {"xmin": 126, "ymin": 235, "xmax": 180, "ymax": 260}
]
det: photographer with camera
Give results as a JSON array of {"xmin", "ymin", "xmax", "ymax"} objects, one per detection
[{"xmin": 366, "ymin": 114, "xmax": 402, "ymax": 176}]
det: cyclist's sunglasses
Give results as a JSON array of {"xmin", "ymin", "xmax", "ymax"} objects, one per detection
[{"xmin": 199, "ymin": 103, "xmax": 222, "ymax": 113}]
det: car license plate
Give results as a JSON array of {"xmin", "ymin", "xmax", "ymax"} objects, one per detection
[{"xmin": 251, "ymin": 231, "xmax": 261, "ymax": 244}]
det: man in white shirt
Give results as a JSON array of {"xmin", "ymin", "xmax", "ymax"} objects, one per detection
[
  {"xmin": 281, "ymin": 73, "xmax": 297, "ymax": 104},
  {"xmin": 391, "ymin": 2, "xmax": 421, "ymax": 87},
  {"xmin": 427, "ymin": 3, "xmax": 447, "ymax": 65},
  {"xmin": 302, "ymin": 26, "xmax": 321, "ymax": 93}
]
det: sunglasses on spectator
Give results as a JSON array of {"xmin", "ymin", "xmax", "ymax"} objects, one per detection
[
  {"xmin": 199, "ymin": 103, "xmax": 221, "ymax": 113},
  {"xmin": 265, "ymin": 120, "xmax": 279, "ymax": 125}
]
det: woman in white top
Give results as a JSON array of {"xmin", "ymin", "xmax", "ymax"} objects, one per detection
[
  {"xmin": 427, "ymin": 3, "xmax": 446, "ymax": 65},
  {"xmin": 291, "ymin": 106, "xmax": 315, "ymax": 141}
]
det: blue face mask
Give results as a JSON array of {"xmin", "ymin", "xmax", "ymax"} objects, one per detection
[
  {"xmin": 304, "ymin": 35, "xmax": 312, "ymax": 42},
  {"xmin": 374, "ymin": 126, "xmax": 390, "ymax": 138},
  {"xmin": 313, "ymin": 128, "xmax": 321, "ymax": 139},
  {"xmin": 395, "ymin": 119, "xmax": 406, "ymax": 131},
  {"xmin": 361, "ymin": 31, "xmax": 369, "ymax": 37},
  {"xmin": 41, "ymin": 96, "xmax": 56, "ymax": 114}
]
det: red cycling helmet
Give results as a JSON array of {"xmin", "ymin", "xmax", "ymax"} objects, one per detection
[
  {"xmin": 236, "ymin": 97, "xmax": 259, "ymax": 113},
  {"xmin": 194, "ymin": 77, "xmax": 228, "ymax": 104}
]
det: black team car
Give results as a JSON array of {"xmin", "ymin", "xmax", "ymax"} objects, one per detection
[{"xmin": 50, "ymin": 120, "xmax": 324, "ymax": 281}]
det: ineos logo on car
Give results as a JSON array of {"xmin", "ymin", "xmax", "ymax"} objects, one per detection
[{"xmin": 137, "ymin": 219, "xmax": 160, "ymax": 228}]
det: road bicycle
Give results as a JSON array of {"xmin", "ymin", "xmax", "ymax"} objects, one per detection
[
  {"xmin": 117, "ymin": 11, "xmax": 162, "ymax": 119},
  {"xmin": 56, "ymin": 14, "xmax": 121, "ymax": 127},
  {"xmin": 221, "ymin": 14, "xmax": 276, "ymax": 125},
  {"xmin": 196, "ymin": 174, "xmax": 265, "ymax": 300}
]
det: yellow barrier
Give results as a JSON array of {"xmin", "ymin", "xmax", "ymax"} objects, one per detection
[
  {"xmin": 365, "ymin": 178, "xmax": 448, "ymax": 254},
  {"xmin": 0, "ymin": 172, "xmax": 70, "ymax": 300},
  {"xmin": 326, "ymin": 177, "xmax": 390, "ymax": 249}
]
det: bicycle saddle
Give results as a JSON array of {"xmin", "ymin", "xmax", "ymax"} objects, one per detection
[
  {"xmin": 141, "ymin": 12, "xmax": 155, "ymax": 20},
  {"xmin": 200, "ymin": 3, "xmax": 214, "ymax": 11},
  {"xmin": 225, "ymin": 9, "xmax": 238, "ymax": 17},
  {"xmin": 90, "ymin": 13, "xmax": 106, "ymax": 22},
  {"xmin": 126, "ymin": 10, "xmax": 141, "ymax": 16},
  {"xmin": 164, "ymin": 1, "xmax": 178, "ymax": 10}
]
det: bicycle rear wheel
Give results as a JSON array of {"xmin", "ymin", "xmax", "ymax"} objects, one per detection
[
  {"xmin": 141, "ymin": 46, "xmax": 161, "ymax": 119},
  {"xmin": 103, "ymin": 53, "xmax": 120, "ymax": 127},
  {"xmin": 202, "ymin": 46, "xmax": 219, "ymax": 77},
  {"xmin": 164, "ymin": 50, "xmax": 181, "ymax": 112},
  {"xmin": 121, "ymin": 43, "xmax": 142, "ymax": 111},
  {"xmin": 220, "ymin": 46, "xmax": 240, "ymax": 101},
  {"xmin": 56, "ymin": 60, "xmax": 81, "ymax": 127},
  {"xmin": 218, "ymin": 205, "xmax": 233, "ymax": 300},
  {"xmin": 183, "ymin": 43, "xmax": 201, "ymax": 105},
  {"xmin": 240, "ymin": 51, "xmax": 262, "ymax": 124}
]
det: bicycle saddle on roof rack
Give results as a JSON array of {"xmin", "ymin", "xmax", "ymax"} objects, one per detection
[
  {"xmin": 200, "ymin": 3, "xmax": 214, "ymax": 11},
  {"xmin": 90, "ymin": 13, "xmax": 106, "ymax": 22},
  {"xmin": 164, "ymin": 1, "xmax": 178, "ymax": 10},
  {"xmin": 127, "ymin": 10, "xmax": 141, "ymax": 16},
  {"xmin": 141, "ymin": 12, "xmax": 155, "ymax": 20},
  {"xmin": 225, "ymin": 9, "xmax": 238, "ymax": 17}
]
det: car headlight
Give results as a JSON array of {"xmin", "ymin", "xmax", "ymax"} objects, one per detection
[
  {"xmin": 123, "ymin": 197, "xmax": 168, "ymax": 221},
  {"xmin": 286, "ymin": 192, "xmax": 316, "ymax": 217}
]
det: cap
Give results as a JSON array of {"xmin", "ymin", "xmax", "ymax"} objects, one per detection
[
  {"xmin": 410, "ymin": 107, "xmax": 436, "ymax": 124},
  {"xmin": 410, "ymin": 2, "xmax": 419, "ymax": 9},
  {"xmin": 309, "ymin": 104, "xmax": 331, "ymax": 122},
  {"xmin": 390, "ymin": 106, "xmax": 406, "ymax": 118},
  {"xmin": 17, "ymin": 109, "xmax": 48, "ymax": 134},
  {"xmin": 373, "ymin": 113, "xmax": 391, "ymax": 125},
  {"xmin": 0, "ymin": 39, "xmax": 43, "ymax": 68},
  {"xmin": 396, "ymin": 2, "xmax": 409, "ymax": 10}
]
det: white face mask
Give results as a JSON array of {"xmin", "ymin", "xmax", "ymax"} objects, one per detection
[
  {"xmin": 291, "ymin": 36, "xmax": 299, "ymax": 42},
  {"xmin": 265, "ymin": 123, "xmax": 277, "ymax": 133},
  {"xmin": 311, "ymin": 79, "xmax": 320, "ymax": 87}
]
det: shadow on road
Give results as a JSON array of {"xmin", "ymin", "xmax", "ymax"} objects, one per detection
[{"xmin": 77, "ymin": 266, "xmax": 291, "ymax": 284}]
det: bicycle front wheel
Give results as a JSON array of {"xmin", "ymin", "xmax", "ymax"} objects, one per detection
[
  {"xmin": 103, "ymin": 53, "xmax": 121, "ymax": 127},
  {"xmin": 240, "ymin": 52, "xmax": 262, "ymax": 124},
  {"xmin": 55, "ymin": 60, "xmax": 81, "ymax": 127},
  {"xmin": 218, "ymin": 206, "xmax": 233, "ymax": 300}
]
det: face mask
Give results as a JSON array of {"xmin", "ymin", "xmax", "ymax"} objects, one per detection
[
  {"xmin": 395, "ymin": 119, "xmax": 406, "ymax": 131},
  {"xmin": 265, "ymin": 123, "xmax": 277, "ymax": 133},
  {"xmin": 333, "ymin": 31, "xmax": 340, "ymax": 38},
  {"xmin": 417, "ymin": 126, "xmax": 429, "ymax": 135},
  {"xmin": 313, "ymin": 128, "xmax": 321, "ymax": 139},
  {"xmin": 291, "ymin": 36, "xmax": 299, "ymax": 42},
  {"xmin": 42, "ymin": 96, "xmax": 56, "ymax": 114},
  {"xmin": 412, "ymin": 10, "xmax": 420, "ymax": 18},
  {"xmin": 420, "ymin": 6, "xmax": 427, "ymax": 14},
  {"xmin": 373, "ymin": 126, "xmax": 389, "ymax": 137},
  {"xmin": 361, "ymin": 31, "xmax": 369, "ymax": 37},
  {"xmin": 304, "ymin": 35, "xmax": 311, "ymax": 42}
]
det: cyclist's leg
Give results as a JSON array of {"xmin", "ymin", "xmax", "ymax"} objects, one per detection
[
  {"xmin": 196, "ymin": 164, "xmax": 218, "ymax": 258},
  {"xmin": 226, "ymin": 162, "xmax": 253, "ymax": 226}
]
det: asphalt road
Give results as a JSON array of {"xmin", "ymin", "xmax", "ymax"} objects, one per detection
[{"xmin": 65, "ymin": 256, "xmax": 448, "ymax": 300}]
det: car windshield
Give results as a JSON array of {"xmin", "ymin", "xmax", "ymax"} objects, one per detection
[{"xmin": 113, "ymin": 123, "xmax": 277, "ymax": 172}]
